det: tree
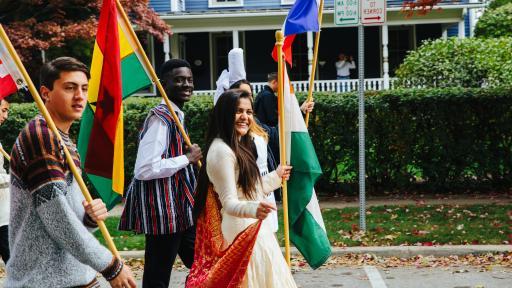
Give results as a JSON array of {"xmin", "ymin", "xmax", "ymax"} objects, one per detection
[
  {"xmin": 474, "ymin": 3, "xmax": 512, "ymax": 38},
  {"xmin": 488, "ymin": 0, "xmax": 512, "ymax": 10},
  {"xmin": 0, "ymin": 0, "xmax": 171, "ymax": 61},
  {"xmin": 401, "ymin": 0, "xmax": 444, "ymax": 18}
]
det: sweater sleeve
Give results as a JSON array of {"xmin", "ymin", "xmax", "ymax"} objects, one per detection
[
  {"xmin": 259, "ymin": 171, "xmax": 282, "ymax": 196},
  {"xmin": 207, "ymin": 140, "xmax": 259, "ymax": 218},
  {"xmin": 33, "ymin": 181, "xmax": 113, "ymax": 272}
]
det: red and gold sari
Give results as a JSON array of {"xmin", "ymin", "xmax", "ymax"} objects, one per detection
[{"xmin": 186, "ymin": 185, "xmax": 262, "ymax": 288}]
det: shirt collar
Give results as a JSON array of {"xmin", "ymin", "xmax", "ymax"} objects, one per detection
[{"xmin": 160, "ymin": 99, "xmax": 184, "ymax": 120}]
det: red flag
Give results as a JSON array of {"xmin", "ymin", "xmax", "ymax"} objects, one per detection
[
  {"xmin": 84, "ymin": 0, "xmax": 123, "ymax": 179},
  {"xmin": 0, "ymin": 41, "xmax": 25, "ymax": 100},
  {"xmin": 0, "ymin": 59, "xmax": 17, "ymax": 99},
  {"xmin": 272, "ymin": 34, "xmax": 296, "ymax": 67}
]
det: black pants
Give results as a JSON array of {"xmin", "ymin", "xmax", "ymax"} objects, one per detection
[
  {"xmin": 142, "ymin": 226, "xmax": 195, "ymax": 288},
  {"xmin": 0, "ymin": 225, "xmax": 9, "ymax": 264}
]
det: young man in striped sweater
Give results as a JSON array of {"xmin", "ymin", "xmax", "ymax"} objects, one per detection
[
  {"xmin": 6, "ymin": 57, "xmax": 135, "ymax": 288},
  {"xmin": 119, "ymin": 59, "xmax": 203, "ymax": 288}
]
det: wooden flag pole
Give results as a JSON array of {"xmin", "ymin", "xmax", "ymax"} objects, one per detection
[
  {"xmin": 0, "ymin": 146, "xmax": 10, "ymax": 162},
  {"xmin": 276, "ymin": 30, "xmax": 291, "ymax": 267},
  {"xmin": 115, "ymin": 0, "xmax": 201, "ymax": 167},
  {"xmin": 304, "ymin": 0, "xmax": 325, "ymax": 128},
  {"xmin": 0, "ymin": 24, "xmax": 120, "ymax": 258}
]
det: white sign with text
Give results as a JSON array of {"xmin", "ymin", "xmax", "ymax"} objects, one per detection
[
  {"xmin": 360, "ymin": 0, "xmax": 386, "ymax": 25},
  {"xmin": 335, "ymin": 0, "xmax": 359, "ymax": 26}
]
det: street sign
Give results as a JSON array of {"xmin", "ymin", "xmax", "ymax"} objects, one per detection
[
  {"xmin": 361, "ymin": 0, "xmax": 386, "ymax": 25},
  {"xmin": 335, "ymin": 0, "xmax": 359, "ymax": 26}
]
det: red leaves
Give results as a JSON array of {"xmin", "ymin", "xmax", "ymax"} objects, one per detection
[
  {"xmin": 401, "ymin": 0, "xmax": 443, "ymax": 18},
  {"xmin": 2, "ymin": 0, "xmax": 171, "ymax": 62}
]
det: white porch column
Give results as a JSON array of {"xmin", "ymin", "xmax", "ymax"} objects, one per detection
[
  {"xmin": 382, "ymin": 24, "xmax": 390, "ymax": 89},
  {"xmin": 307, "ymin": 31, "xmax": 314, "ymax": 79},
  {"xmin": 171, "ymin": 0, "xmax": 179, "ymax": 12},
  {"xmin": 232, "ymin": 30, "xmax": 239, "ymax": 48},
  {"xmin": 163, "ymin": 34, "xmax": 171, "ymax": 61},
  {"xmin": 442, "ymin": 25, "xmax": 448, "ymax": 39},
  {"xmin": 458, "ymin": 9, "xmax": 466, "ymax": 39},
  {"xmin": 170, "ymin": 33, "xmax": 180, "ymax": 59}
]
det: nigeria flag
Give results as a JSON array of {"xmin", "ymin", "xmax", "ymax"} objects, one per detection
[{"xmin": 282, "ymin": 67, "xmax": 331, "ymax": 269}]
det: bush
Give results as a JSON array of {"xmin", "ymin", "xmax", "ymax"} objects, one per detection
[
  {"xmin": 3, "ymin": 88, "xmax": 512, "ymax": 196},
  {"xmin": 475, "ymin": 4, "xmax": 512, "ymax": 38},
  {"xmin": 395, "ymin": 37, "xmax": 512, "ymax": 88},
  {"xmin": 488, "ymin": 0, "xmax": 512, "ymax": 10}
]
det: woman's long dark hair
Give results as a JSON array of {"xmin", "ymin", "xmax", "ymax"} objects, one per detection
[{"xmin": 194, "ymin": 89, "xmax": 261, "ymax": 218}]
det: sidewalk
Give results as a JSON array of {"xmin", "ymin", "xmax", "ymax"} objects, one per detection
[{"xmin": 118, "ymin": 245, "xmax": 512, "ymax": 260}]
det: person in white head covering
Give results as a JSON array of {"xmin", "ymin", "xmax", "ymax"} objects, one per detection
[{"xmin": 214, "ymin": 48, "xmax": 280, "ymax": 233}]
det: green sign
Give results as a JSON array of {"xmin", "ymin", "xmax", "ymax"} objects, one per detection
[{"xmin": 335, "ymin": 0, "xmax": 359, "ymax": 26}]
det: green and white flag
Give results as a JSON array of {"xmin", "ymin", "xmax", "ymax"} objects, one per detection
[{"xmin": 282, "ymin": 67, "xmax": 331, "ymax": 269}]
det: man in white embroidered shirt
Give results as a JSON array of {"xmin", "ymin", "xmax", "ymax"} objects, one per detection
[{"xmin": 119, "ymin": 59, "xmax": 202, "ymax": 288}]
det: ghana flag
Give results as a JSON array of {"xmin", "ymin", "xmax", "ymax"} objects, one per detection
[{"xmin": 78, "ymin": 0, "xmax": 152, "ymax": 209}]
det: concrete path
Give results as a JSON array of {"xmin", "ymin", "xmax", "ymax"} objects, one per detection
[{"xmin": 92, "ymin": 265, "xmax": 512, "ymax": 288}]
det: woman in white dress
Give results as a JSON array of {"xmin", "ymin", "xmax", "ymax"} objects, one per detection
[
  {"xmin": 230, "ymin": 79, "xmax": 279, "ymax": 233},
  {"xmin": 192, "ymin": 89, "xmax": 297, "ymax": 287}
]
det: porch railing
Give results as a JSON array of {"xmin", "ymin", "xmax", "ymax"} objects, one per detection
[{"xmin": 194, "ymin": 78, "xmax": 395, "ymax": 96}]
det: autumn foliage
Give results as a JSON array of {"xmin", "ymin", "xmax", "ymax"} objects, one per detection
[
  {"xmin": 0, "ymin": 0, "xmax": 171, "ymax": 61},
  {"xmin": 401, "ymin": 0, "xmax": 444, "ymax": 18}
]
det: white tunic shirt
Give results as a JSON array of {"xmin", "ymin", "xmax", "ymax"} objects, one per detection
[{"xmin": 134, "ymin": 100, "xmax": 190, "ymax": 181}]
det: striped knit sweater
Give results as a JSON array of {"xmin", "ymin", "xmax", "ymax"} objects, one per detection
[{"xmin": 5, "ymin": 116, "xmax": 114, "ymax": 287}]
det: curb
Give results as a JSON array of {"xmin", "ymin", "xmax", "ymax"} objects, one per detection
[{"xmin": 119, "ymin": 245, "xmax": 511, "ymax": 259}]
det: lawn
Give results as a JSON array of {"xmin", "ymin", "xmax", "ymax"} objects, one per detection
[{"xmin": 95, "ymin": 204, "xmax": 512, "ymax": 250}]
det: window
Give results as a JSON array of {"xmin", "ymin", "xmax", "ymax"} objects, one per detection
[{"xmin": 209, "ymin": 0, "xmax": 243, "ymax": 8}]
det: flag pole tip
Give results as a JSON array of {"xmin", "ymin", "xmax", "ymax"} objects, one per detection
[{"xmin": 276, "ymin": 30, "xmax": 284, "ymax": 42}]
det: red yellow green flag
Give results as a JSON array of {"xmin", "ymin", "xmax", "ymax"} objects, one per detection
[{"xmin": 78, "ymin": 0, "xmax": 152, "ymax": 209}]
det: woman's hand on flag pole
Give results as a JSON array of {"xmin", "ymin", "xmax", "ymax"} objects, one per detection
[{"xmin": 276, "ymin": 164, "xmax": 293, "ymax": 181}]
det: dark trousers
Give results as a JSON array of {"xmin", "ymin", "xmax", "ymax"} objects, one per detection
[
  {"xmin": 0, "ymin": 225, "xmax": 9, "ymax": 264},
  {"xmin": 142, "ymin": 226, "xmax": 195, "ymax": 288}
]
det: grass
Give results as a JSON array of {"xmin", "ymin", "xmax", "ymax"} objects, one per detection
[{"xmin": 95, "ymin": 204, "xmax": 512, "ymax": 250}]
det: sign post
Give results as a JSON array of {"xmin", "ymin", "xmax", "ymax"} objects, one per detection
[{"xmin": 334, "ymin": 0, "xmax": 386, "ymax": 232}]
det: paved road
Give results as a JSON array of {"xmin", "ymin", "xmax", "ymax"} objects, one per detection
[{"xmin": 92, "ymin": 265, "xmax": 512, "ymax": 288}]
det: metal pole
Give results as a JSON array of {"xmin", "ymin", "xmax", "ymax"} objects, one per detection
[{"xmin": 358, "ymin": 23, "xmax": 366, "ymax": 232}]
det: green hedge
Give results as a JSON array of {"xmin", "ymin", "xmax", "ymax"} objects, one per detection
[{"xmin": 2, "ymin": 87, "xmax": 512, "ymax": 196}]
